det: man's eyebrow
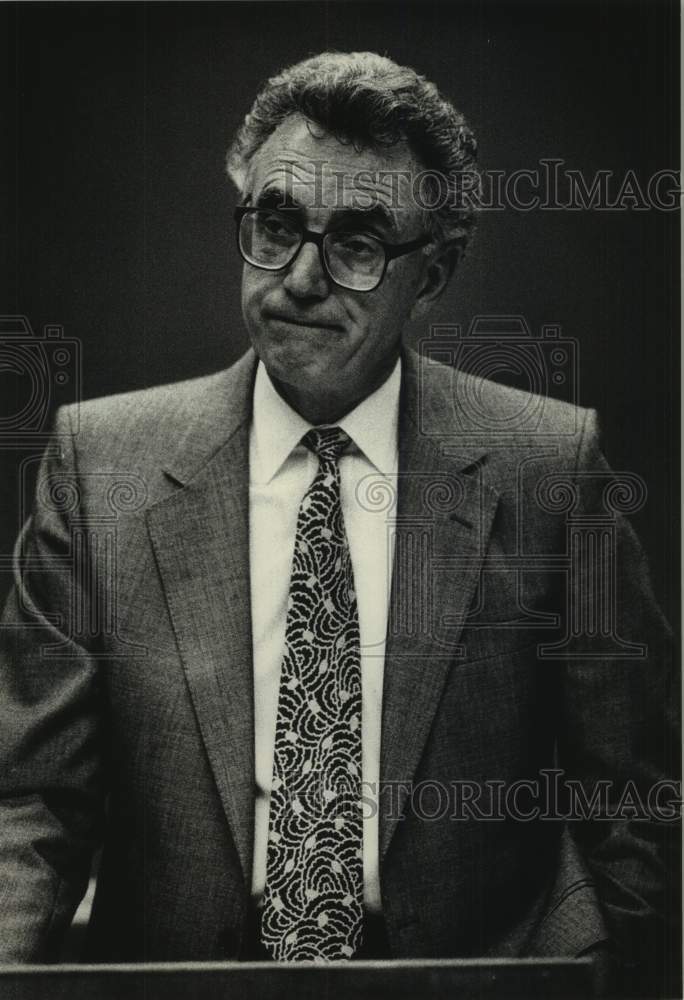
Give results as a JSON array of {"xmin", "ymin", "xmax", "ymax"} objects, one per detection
[
  {"xmin": 328, "ymin": 204, "xmax": 399, "ymax": 236},
  {"xmin": 250, "ymin": 189, "xmax": 399, "ymax": 235},
  {"xmin": 254, "ymin": 187, "xmax": 302, "ymax": 212}
]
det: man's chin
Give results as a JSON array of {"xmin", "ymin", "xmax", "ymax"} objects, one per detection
[
  {"xmin": 258, "ymin": 340, "xmax": 342, "ymax": 385},
  {"xmin": 267, "ymin": 363, "xmax": 331, "ymax": 398},
  {"xmin": 268, "ymin": 368, "xmax": 346, "ymax": 421}
]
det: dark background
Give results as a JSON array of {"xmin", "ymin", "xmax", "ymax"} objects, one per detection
[{"xmin": 0, "ymin": 0, "xmax": 680, "ymax": 630}]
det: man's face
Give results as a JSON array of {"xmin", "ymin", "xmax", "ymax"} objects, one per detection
[{"xmin": 239, "ymin": 114, "xmax": 438, "ymax": 421}]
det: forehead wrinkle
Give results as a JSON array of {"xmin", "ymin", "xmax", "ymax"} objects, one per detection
[
  {"xmin": 257, "ymin": 159, "xmax": 317, "ymax": 188},
  {"xmin": 346, "ymin": 174, "xmax": 404, "ymax": 215},
  {"xmin": 328, "ymin": 203, "xmax": 399, "ymax": 236},
  {"xmin": 247, "ymin": 118, "xmax": 424, "ymax": 234},
  {"xmin": 256, "ymin": 149, "xmax": 416, "ymax": 198},
  {"xmin": 250, "ymin": 160, "xmax": 329, "ymax": 212},
  {"xmin": 246, "ymin": 147, "xmax": 321, "ymax": 198}
]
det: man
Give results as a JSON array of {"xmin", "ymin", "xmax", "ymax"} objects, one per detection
[{"xmin": 0, "ymin": 51, "xmax": 676, "ymax": 993}]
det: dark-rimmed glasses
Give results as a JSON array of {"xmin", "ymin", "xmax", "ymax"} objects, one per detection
[{"xmin": 234, "ymin": 206, "xmax": 431, "ymax": 293}]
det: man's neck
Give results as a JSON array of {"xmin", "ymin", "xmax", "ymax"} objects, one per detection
[{"xmin": 268, "ymin": 355, "xmax": 400, "ymax": 425}]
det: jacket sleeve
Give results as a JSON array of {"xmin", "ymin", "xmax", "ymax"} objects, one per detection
[
  {"xmin": 557, "ymin": 407, "xmax": 680, "ymax": 996},
  {"xmin": 0, "ymin": 405, "xmax": 105, "ymax": 962}
]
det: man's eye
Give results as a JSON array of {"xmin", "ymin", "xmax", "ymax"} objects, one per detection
[
  {"xmin": 259, "ymin": 213, "xmax": 297, "ymax": 238},
  {"xmin": 335, "ymin": 234, "xmax": 378, "ymax": 256}
]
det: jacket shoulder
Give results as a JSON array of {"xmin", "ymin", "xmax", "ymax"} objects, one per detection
[
  {"xmin": 415, "ymin": 351, "xmax": 594, "ymax": 442},
  {"xmin": 55, "ymin": 350, "xmax": 256, "ymax": 475},
  {"xmin": 65, "ymin": 368, "xmax": 228, "ymax": 431}
]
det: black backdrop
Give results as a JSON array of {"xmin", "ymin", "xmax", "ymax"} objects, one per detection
[{"xmin": 0, "ymin": 0, "xmax": 680, "ymax": 625}]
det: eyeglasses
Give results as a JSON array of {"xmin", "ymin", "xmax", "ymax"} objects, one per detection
[{"xmin": 234, "ymin": 206, "xmax": 431, "ymax": 293}]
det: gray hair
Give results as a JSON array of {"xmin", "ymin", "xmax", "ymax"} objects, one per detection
[{"xmin": 226, "ymin": 51, "xmax": 479, "ymax": 249}]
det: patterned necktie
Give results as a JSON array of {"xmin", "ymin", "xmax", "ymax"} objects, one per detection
[{"xmin": 261, "ymin": 426, "xmax": 363, "ymax": 962}]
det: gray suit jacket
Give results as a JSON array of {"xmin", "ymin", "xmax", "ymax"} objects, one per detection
[{"xmin": 0, "ymin": 348, "xmax": 676, "ymax": 987}]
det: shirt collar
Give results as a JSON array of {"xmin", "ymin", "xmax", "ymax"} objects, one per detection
[{"xmin": 250, "ymin": 357, "xmax": 401, "ymax": 483}]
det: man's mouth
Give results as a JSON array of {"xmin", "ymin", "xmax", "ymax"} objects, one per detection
[{"xmin": 265, "ymin": 313, "xmax": 342, "ymax": 332}]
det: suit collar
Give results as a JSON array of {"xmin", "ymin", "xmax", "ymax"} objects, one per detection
[
  {"xmin": 401, "ymin": 346, "xmax": 489, "ymax": 473},
  {"xmin": 250, "ymin": 356, "xmax": 402, "ymax": 484},
  {"xmin": 160, "ymin": 348, "xmax": 258, "ymax": 487},
  {"xmin": 158, "ymin": 345, "xmax": 487, "ymax": 485}
]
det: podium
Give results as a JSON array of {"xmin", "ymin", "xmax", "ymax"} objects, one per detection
[{"xmin": 0, "ymin": 958, "xmax": 592, "ymax": 999}]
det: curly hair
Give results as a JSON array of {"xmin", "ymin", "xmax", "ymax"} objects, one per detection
[{"xmin": 226, "ymin": 51, "xmax": 479, "ymax": 248}]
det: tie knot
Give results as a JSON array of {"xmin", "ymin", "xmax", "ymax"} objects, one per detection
[{"xmin": 303, "ymin": 426, "xmax": 351, "ymax": 463}]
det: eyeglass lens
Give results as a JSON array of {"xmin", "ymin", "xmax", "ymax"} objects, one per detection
[{"xmin": 239, "ymin": 210, "xmax": 385, "ymax": 291}]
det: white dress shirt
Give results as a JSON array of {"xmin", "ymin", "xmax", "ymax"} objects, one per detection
[{"xmin": 249, "ymin": 358, "xmax": 400, "ymax": 915}]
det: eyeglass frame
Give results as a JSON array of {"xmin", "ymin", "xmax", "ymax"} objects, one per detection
[{"xmin": 233, "ymin": 205, "xmax": 432, "ymax": 293}]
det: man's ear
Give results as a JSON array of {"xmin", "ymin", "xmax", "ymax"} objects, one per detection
[{"xmin": 410, "ymin": 242, "xmax": 462, "ymax": 320}]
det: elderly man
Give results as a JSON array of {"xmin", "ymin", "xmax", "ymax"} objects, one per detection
[{"xmin": 0, "ymin": 51, "xmax": 675, "ymax": 993}]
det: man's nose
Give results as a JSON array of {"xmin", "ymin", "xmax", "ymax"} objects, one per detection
[{"xmin": 282, "ymin": 241, "xmax": 329, "ymax": 298}]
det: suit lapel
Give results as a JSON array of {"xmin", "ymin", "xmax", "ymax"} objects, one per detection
[
  {"xmin": 146, "ymin": 351, "xmax": 257, "ymax": 885},
  {"xmin": 379, "ymin": 351, "xmax": 500, "ymax": 862}
]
